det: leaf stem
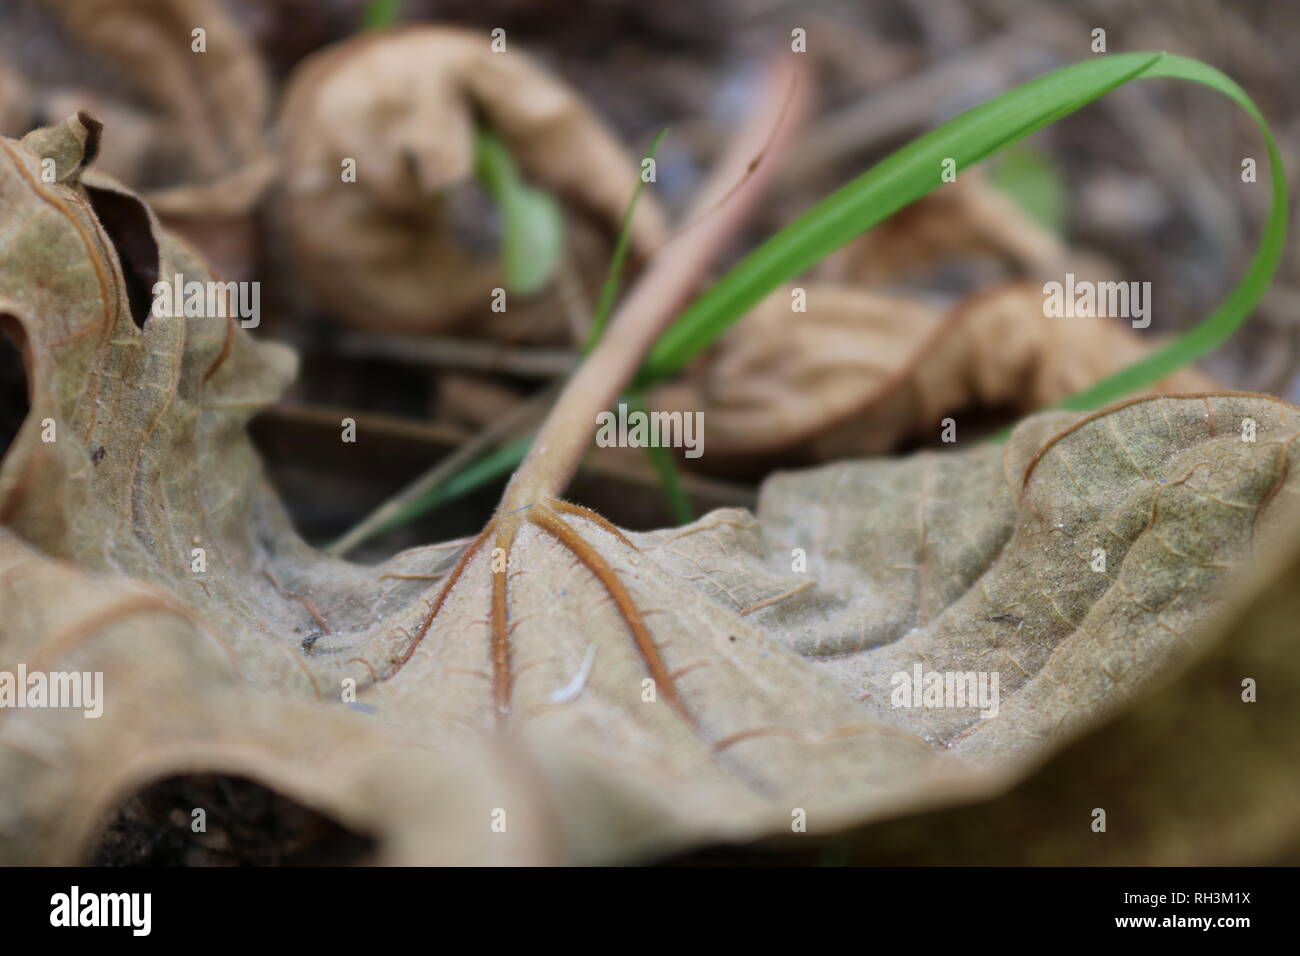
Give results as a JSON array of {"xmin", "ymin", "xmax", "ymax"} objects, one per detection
[{"xmin": 496, "ymin": 55, "xmax": 808, "ymax": 512}]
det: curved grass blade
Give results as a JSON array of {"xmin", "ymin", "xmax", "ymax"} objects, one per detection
[
  {"xmin": 634, "ymin": 52, "xmax": 1287, "ymax": 411},
  {"xmin": 360, "ymin": 437, "xmax": 533, "ymax": 544},
  {"xmin": 628, "ymin": 393, "xmax": 694, "ymax": 523}
]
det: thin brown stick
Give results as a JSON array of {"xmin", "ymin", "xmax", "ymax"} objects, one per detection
[{"xmin": 337, "ymin": 332, "xmax": 577, "ymax": 378}]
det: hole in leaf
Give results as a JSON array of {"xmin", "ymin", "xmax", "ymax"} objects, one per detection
[
  {"xmin": 83, "ymin": 185, "xmax": 159, "ymax": 330},
  {"xmin": 0, "ymin": 316, "xmax": 31, "ymax": 464},
  {"xmin": 90, "ymin": 773, "xmax": 378, "ymax": 866}
]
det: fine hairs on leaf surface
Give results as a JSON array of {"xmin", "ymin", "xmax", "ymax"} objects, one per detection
[{"xmin": 344, "ymin": 51, "xmax": 1286, "ymax": 544}]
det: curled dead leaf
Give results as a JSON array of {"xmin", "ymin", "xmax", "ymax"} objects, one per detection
[
  {"xmin": 40, "ymin": 0, "xmax": 274, "ymax": 217},
  {"xmin": 273, "ymin": 26, "xmax": 668, "ymax": 337},
  {"xmin": 824, "ymin": 169, "xmax": 1068, "ymax": 286},
  {"xmin": 653, "ymin": 281, "xmax": 1219, "ymax": 463}
]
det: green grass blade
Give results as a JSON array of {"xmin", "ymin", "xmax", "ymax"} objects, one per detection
[
  {"xmin": 584, "ymin": 128, "xmax": 669, "ymax": 352},
  {"xmin": 364, "ymin": 437, "xmax": 532, "ymax": 542},
  {"xmin": 635, "ymin": 52, "xmax": 1287, "ymax": 412},
  {"xmin": 362, "ymin": 0, "xmax": 401, "ymax": 30},
  {"xmin": 581, "ymin": 130, "xmax": 682, "ymax": 510},
  {"xmin": 1052, "ymin": 56, "xmax": 1286, "ymax": 412},
  {"xmin": 629, "ymin": 393, "xmax": 694, "ymax": 523},
  {"xmin": 474, "ymin": 127, "xmax": 565, "ymax": 296}
]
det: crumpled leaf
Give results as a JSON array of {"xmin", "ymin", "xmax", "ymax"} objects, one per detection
[
  {"xmin": 833, "ymin": 485, "xmax": 1300, "ymax": 865},
  {"xmin": 36, "ymin": 89, "xmax": 166, "ymax": 192},
  {"xmin": 274, "ymin": 26, "xmax": 668, "ymax": 336},
  {"xmin": 645, "ymin": 392, "xmax": 1297, "ymax": 764},
  {"xmin": 652, "ymin": 281, "xmax": 1219, "ymax": 462},
  {"xmin": 1, "ymin": 118, "xmax": 1294, "ymax": 865},
  {"xmin": 40, "ymin": 0, "xmax": 274, "ymax": 217},
  {"xmin": 824, "ymin": 169, "xmax": 1069, "ymax": 286}
]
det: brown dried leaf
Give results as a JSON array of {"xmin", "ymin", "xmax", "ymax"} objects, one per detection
[
  {"xmin": 37, "ymin": 89, "xmax": 166, "ymax": 190},
  {"xmin": 274, "ymin": 26, "xmax": 668, "ymax": 336},
  {"xmin": 835, "ymin": 493, "xmax": 1300, "ymax": 864},
  {"xmin": 0, "ymin": 118, "xmax": 1292, "ymax": 865},
  {"xmin": 0, "ymin": 64, "xmax": 33, "ymax": 139},
  {"xmin": 41, "ymin": 0, "xmax": 273, "ymax": 215},
  {"xmin": 824, "ymin": 169, "xmax": 1067, "ymax": 285},
  {"xmin": 653, "ymin": 281, "xmax": 1219, "ymax": 462}
]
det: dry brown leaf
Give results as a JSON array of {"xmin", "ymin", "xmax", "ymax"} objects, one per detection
[
  {"xmin": 653, "ymin": 281, "xmax": 1219, "ymax": 462},
  {"xmin": 40, "ymin": 0, "xmax": 273, "ymax": 217},
  {"xmin": 1, "ymin": 117, "xmax": 1293, "ymax": 865},
  {"xmin": 832, "ymin": 487, "xmax": 1300, "ymax": 865},
  {"xmin": 274, "ymin": 25, "xmax": 668, "ymax": 337},
  {"xmin": 37, "ymin": 89, "xmax": 166, "ymax": 190},
  {"xmin": 0, "ymin": 64, "xmax": 33, "ymax": 139},
  {"xmin": 823, "ymin": 169, "xmax": 1067, "ymax": 286}
]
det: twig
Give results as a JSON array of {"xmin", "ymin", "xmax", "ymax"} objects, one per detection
[{"xmin": 336, "ymin": 332, "xmax": 576, "ymax": 378}]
